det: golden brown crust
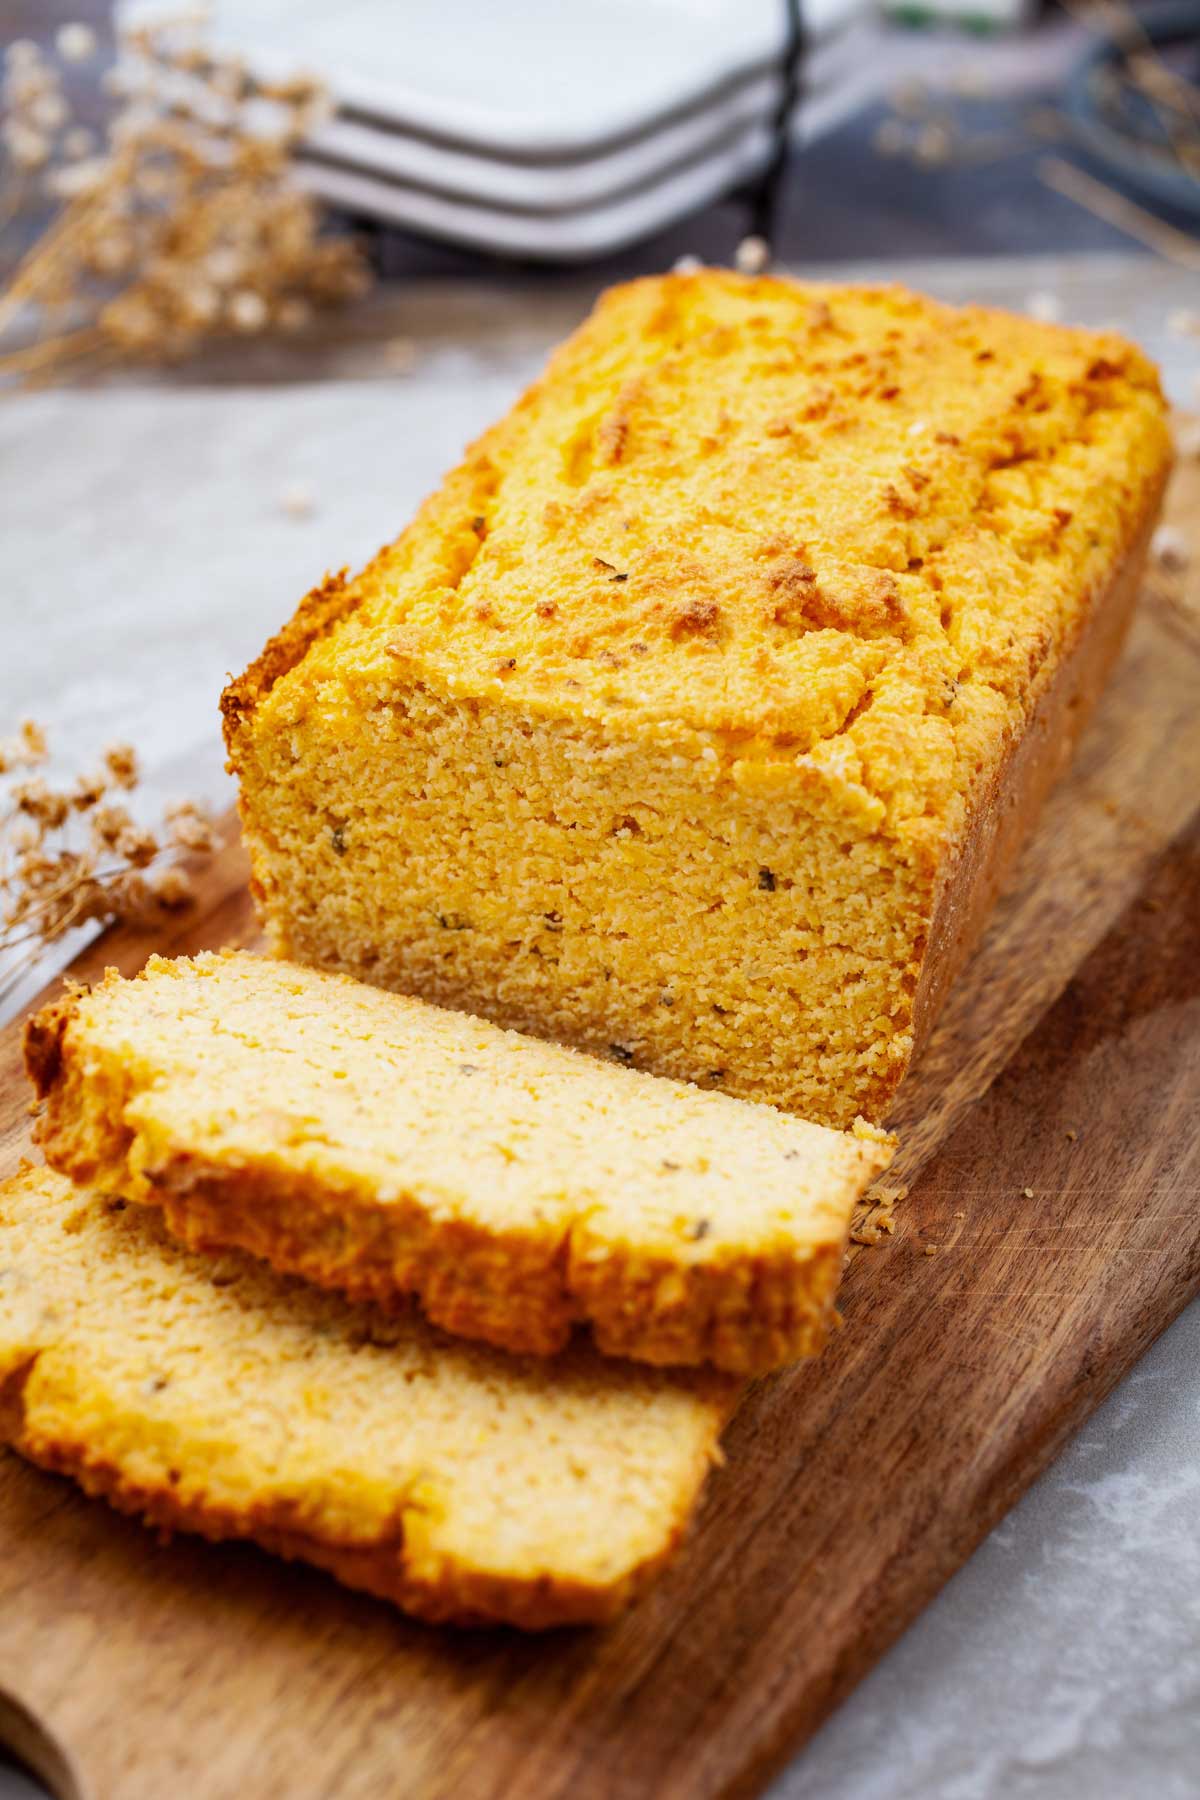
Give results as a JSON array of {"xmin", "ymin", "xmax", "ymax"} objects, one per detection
[
  {"xmin": 910, "ymin": 473, "xmax": 1169, "ymax": 1054},
  {"xmin": 0, "ymin": 1165, "xmax": 737, "ymax": 1631},
  {"xmin": 27, "ymin": 957, "xmax": 884, "ymax": 1375},
  {"xmin": 227, "ymin": 273, "xmax": 1173, "ymax": 758},
  {"xmin": 219, "ymin": 570, "xmax": 358, "ymax": 762},
  {"xmin": 219, "ymin": 417, "xmax": 520, "ymax": 764},
  {"xmin": 7, "ymin": 1422, "xmax": 687, "ymax": 1629},
  {"xmin": 137, "ymin": 1163, "xmax": 847, "ymax": 1373},
  {"xmin": 41, "ymin": 1164, "xmax": 842, "ymax": 1374},
  {"xmin": 26, "ymin": 976, "xmax": 137, "ymax": 1190},
  {"xmin": 22, "ymin": 988, "xmax": 75, "ymax": 1101}
]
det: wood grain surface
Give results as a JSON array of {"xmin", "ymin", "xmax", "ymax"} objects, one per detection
[{"xmin": 0, "ymin": 449, "xmax": 1197, "ymax": 1800}]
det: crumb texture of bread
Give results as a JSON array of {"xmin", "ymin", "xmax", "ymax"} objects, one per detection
[
  {"xmin": 26, "ymin": 952, "xmax": 890, "ymax": 1373},
  {"xmin": 0, "ymin": 1164, "xmax": 736, "ymax": 1629},
  {"xmin": 224, "ymin": 270, "xmax": 1174, "ymax": 1125}
]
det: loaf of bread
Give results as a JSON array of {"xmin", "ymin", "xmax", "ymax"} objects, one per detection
[
  {"xmin": 223, "ymin": 271, "xmax": 1172, "ymax": 1127},
  {"xmin": 26, "ymin": 952, "xmax": 890, "ymax": 1372},
  {"xmin": 0, "ymin": 1164, "xmax": 735, "ymax": 1628}
]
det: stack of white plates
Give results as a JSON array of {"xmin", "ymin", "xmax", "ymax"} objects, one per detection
[{"xmin": 124, "ymin": 0, "xmax": 873, "ymax": 260}]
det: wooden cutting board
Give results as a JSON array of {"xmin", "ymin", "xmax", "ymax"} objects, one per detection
[{"xmin": 1, "ymin": 450, "xmax": 1198, "ymax": 1800}]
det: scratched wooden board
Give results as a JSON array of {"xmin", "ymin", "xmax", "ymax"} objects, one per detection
[{"xmin": 0, "ymin": 449, "xmax": 1197, "ymax": 1800}]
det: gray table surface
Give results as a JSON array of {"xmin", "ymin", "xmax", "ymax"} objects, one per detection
[{"xmin": 1, "ymin": 255, "xmax": 1198, "ymax": 1799}]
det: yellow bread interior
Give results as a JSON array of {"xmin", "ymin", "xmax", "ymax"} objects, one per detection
[
  {"xmin": 223, "ymin": 271, "xmax": 1173, "ymax": 1123},
  {"xmin": 27, "ymin": 951, "xmax": 890, "ymax": 1373},
  {"xmin": 0, "ymin": 1164, "xmax": 736, "ymax": 1629}
]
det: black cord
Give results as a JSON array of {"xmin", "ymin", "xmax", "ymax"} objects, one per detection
[{"xmin": 747, "ymin": 0, "xmax": 805, "ymax": 252}]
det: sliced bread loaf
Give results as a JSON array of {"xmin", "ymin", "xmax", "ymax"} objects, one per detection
[
  {"xmin": 222, "ymin": 272, "xmax": 1172, "ymax": 1129},
  {"xmin": 0, "ymin": 1164, "xmax": 735, "ymax": 1629},
  {"xmin": 26, "ymin": 951, "xmax": 891, "ymax": 1373}
]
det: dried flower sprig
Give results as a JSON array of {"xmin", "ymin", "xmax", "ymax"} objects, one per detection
[
  {"xmin": 0, "ymin": 15, "xmax": 372, "ymax": 386},
  {"xmin": 1037, "ymin": 155, "xmax": 1200, "ymax": 278},
  {"xmin": 0, "ymin": 719, "xmax": 216, "ymax": 1009},
  {"xmin": 871, "ymin": 0, "xmax": 1200, "ymax": 201}
]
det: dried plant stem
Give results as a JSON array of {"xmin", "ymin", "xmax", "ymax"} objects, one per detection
[
  {"xmin": 0, "ymin": 174, "xmax": 29, "ymax": 236},
  {"xmin": 1059, "ymin": 0, "xmax": 1200, "ymax": 186},
  {"xmin": 1038, "ymin": 156, "xmax": 1200, "ymax": 275},
  {"xmin": 0, "ymin": 214, "xmax": 87, "ymax": 336},
  {"xmin": 4, "ymin": 857, "xmax": 118, "ymax": 922},
  {"xmin": 1, "ymin": 25, "xmax": 371, "ymax": 388},
  {"xmin": 4, "ymin": 183, "xmax": 88, "ymax": 274},
  {"xmin": 1, "ymin": 886, "xmax": 105, "ymax": 959},
  {"xmin": 2, "ymin": 913, "xmax": 84, "ymax": 956},
  {"xmin": 1063, "ymin": 0, "xmax": 1200, "ymax": 124},
  {"xmin": 0, "ymin": 325, "xmax": 106, "ymax": 377},
  {"xmin": 19, "ymin": 346, "xmax": 123, "ymax": 395}
]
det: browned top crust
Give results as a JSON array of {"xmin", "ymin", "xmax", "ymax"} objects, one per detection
[
  {"xmin": 222, "ymin": 269, "xmax": 1172, "ymax": 846},
  {"xmin": 220, "ymin": 570, "xmax": 358, "ymax": 765}
]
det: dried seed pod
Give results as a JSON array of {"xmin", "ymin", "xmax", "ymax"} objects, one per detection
[
  {"xmin": 103, "ymin": 742, "xmax": 139, "ymax": 788},
  {"xmin": 1, "ymin": 721, "xmax": 216, "ymax": 1004}
]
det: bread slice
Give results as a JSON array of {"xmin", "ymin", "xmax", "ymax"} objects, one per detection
[
  {"xmin": 25, "ymin": 951, "xmax": 891, "ymax": 1374},
  {"xmin": 222, "ymin": 270, "xmax": 1172, "ymax": 1128},
  {"xmin": 0, "ymin": 1164, "xmax": 736, "ymax": 1629}
]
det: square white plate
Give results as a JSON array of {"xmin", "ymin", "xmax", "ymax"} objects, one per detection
[
  {"xmin": 294, "ymin": 118, "xmax": 778, "ymax": 258},
  {"xmin": 123, "ymin": 0, "xmax": 863, "ymax": 160}
]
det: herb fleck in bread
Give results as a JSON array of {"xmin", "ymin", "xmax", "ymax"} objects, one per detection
[
  {"xmin": 0, "ymin": 1164, "xmax": 736, "ymax": 1629},
  {"xmin": 223, "ymin": 270, "xmax": 1172, "ymax": 1126},
  {"xmin": 26, "ymin": 951, "xmax": 891, "ymax": 1374}
]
